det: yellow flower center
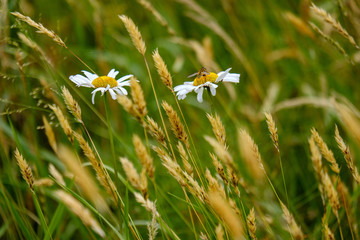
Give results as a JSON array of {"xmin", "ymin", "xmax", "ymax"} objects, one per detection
[
  {"xmin": 92, "ymin": 76, "xmax": 118, "ymax": 88},
  {"xmin": 193, "ymin": 72, "xmax": 218, "ymax": 86}
]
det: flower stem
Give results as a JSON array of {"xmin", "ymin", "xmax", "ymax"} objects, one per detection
[{"xmin": 206, "ymin": 87, "xmax": 215, "ymax": 114}]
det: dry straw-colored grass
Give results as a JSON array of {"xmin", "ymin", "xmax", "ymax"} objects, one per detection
[
  {"xmin": 207, "ymin": 113, "xmax": 227, "ymax": 149},
  {"xmin": 119, "ymin": 15, "xmax": 146, "ymax": 55},
  {"xmin": 280, "ymin": 201, "xmax": 304, "ymax": 240},
  {"xmin": 210, "ymin": 153, "xmax": 228, "ymax": 185},
  {"xmin": 177, "ymin": 141, "xmax": 193, "ymax": 176},
  {"xmin": 264, "ymin": 112, "xmax": 279, "ymax": 152},
  {"xmin": 54, "ymin": 190, "xmax": 105, "ymax": 237},
  {"xmin": 14, "ymin": 148, "xmax": 34, "ymax": 191},
  {"xmin": 133, "ymin": 134, "xmax": 155, "ymax": 178},
  {"xmin": 205, "ymin": 169, "xmax": 226, "ymax": 199},
  {"xmin": 49, "ymin": 164, "xmax": 65, "ymax": 186},
  {"xmin": 152, "ymin": 49, "xmax": 173, "ymax": 90},
  {"xmin": 61, "ymin": 86, "xmax": 82, "ymax": 123},
  {"xmin": 247, "ymin": 207, "xmax": 257, "ymax": 240},
  {"xmin": 145, "ymin": 116, "xmax": 167, "ymax": 147},
  {"xmin": 49, "ymin": 104, "xmax": 74, "ymax": 143},
  {"xmin": 130, "ymin": 77, "xmax": 148, "ymax": 119},
  {"xmin": 215, "ymin": 224, "xmax": 224, "ymax": 240},
  {"xmin": 42, "ymin": 115, "xmax": 57, "ymax": 153}
]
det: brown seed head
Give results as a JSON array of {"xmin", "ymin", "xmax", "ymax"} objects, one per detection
[
  {"xmin": 49, "ymin": 104, "xmax": 73, "ymax": 143},
  {"xmin": 133, "ymin": 134, "xmax": 155, "ymax": 178},
  {"xmin": 130, "ymin": 77, "xmax": 147, "ymax": 119},
  {"xmin": 119, "ymin": 15, "xmax": 146, "ymax": 55},
  {"xmin": 247, "ymin": 208, "xmax": 257, "ymax": 240},
  {"xmin": 15, "ymin": 148, "xmax": 34, "ymax": 190},
  {"xmin": 152, "ymin": 49, "xmax": 173, "ymax": 90},
  {"xmin": 146, "ymin": 116, "xmax": 167, "ymax": 147},
  {"xmin": 280, "ymin": 202, "xmax": 304, "ymax": 240},
  {"xmin": 61, "ymin": 86, "xmax": 82, "ymax": 122},
  {"xmin": 264, "ymin": 112, "xmax": 279, "ymax": 152}
]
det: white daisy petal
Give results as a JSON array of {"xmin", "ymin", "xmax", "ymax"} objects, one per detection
[
  {"xmin": 108, "ymin": 89, "xmax": 117, "ymax": 100},
  {"xmin": 117, "ymin": 74, "xmax": 133, "ymax": 83},
  {"xmin": 195, "ymin": 87, "xmax": 204, "ymax": 103},
  {"xmin": 69, "ymin": 75, "xmax": 93, "ymax": 88},
  {"xmin": 210, "ymin": 85, "xmax": 217, "ymax": 96},
  {"xmin": 215, "ymin": 68, "xmax": 231, "ymax": 83},
  {"xmin": 82, "ymin": 70, "xmax": 98, "ymax": 81},
  {"xmin": 223, "ymin": 73, "xmax": 240, "ymax": 83},
  {"xmin": 108, "ymin": 69, "xmax": 119, "ymax": 79},
  {"xmin": 91, "ymin": 88, "xmax": 103, "ymax": 104},
  {"xmin": 118, "ymin": 80, "xmax": 131, "ymax": 87}
]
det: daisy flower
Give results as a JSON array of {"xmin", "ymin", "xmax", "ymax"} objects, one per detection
[
  {"xmin": 174, "ymin": 68, "xmax": 240, "ymax": 102},
  {"xmin": 69, "ymin": 69, "xmax": 133, "ymax": 104}
]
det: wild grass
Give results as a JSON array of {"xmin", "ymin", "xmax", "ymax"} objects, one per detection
[{"xmin": 1, "ymin": 0, "xmax": 360, "ymax": 239}]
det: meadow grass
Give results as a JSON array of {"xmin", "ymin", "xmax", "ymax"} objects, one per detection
[{"xmin": 1, "ymin": 0, "xmax": 360, "ymax": 239}]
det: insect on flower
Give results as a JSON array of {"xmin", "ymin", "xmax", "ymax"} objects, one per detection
[
  {"xmin": 69, "ymin": 69, "xmax": 133, "ymax": 104},
  {"xmin": 174, "ymin": 67, "xmax": 240, "ymax": 102}
]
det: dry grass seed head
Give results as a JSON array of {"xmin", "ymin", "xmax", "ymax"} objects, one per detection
[
  {"xmin": 335, "ymin": 102, "xmax": 360, "ymax": 146},
  {"xmin": 49, "ymin": 104, "xmax": 74, "ymax": 143},
  {"xmin": 208, "ymin": 192, "xmax": 244, "ymax": 240},
  {"xmin": 49, "ymin": 164, "xmax": 65, "ymax": 186},
  {"xmin": 205, "ymin": 136, "xmax": 235, "ymax": 170},
  {"xmin": 42, "ymin": 115, "xmax": 57, "ymax": 153},
  {"xmin": 247, "ymin": 207, "xmax": 257, "ymax": 240},
  {"xmin": 152, "ymin": 49, "xmax": 173, "ymax": 90},
  {"xmin": 205, "ymin": 169, "xmax": 226, "ymax": 199},
  {"xmin": 57, "ymin": 145, "xmax": 107, "ymax": 212},
  {"xmin": 133, "ymin": 134, "xmax": 155, "ymax": 178},
  {"xmin": 177, "ymin": 141, "xmax": 193, "ymax": 176},
  {"xmin": 73, "ymin": 131, "xmax": 118, "ymax": 203},
  {"xmin": 210, "ymin": 153, "xmax": 228, "ymax": 185},
  {"xmin": 15, "ymin": 148, "xmax": 34, "ymax": 190},
  {"xmin": 54, "ymin": 190, "xmax": 105, "ymax": 237},
  {"xmin": 162, "ymin": 101, "xmax": 189, "ymax": 148},
  {"xmin": 207, "ymin": 113, "xmax": 227, "ymax": 149},
  {"xmin": 311, "ymin": 128, "xmax": 340, "ymax": 174},
  {"xmin": 215, "ymin": 224, "xmax": 224, "ymax": 240},
  {"xmin": 146, "ymin": 116, "xmax": 167, "ymax": 147},
  {"xmin": 322, "ymin": 172, "xmax": 340, "ymax": 217},
  {"xmin": 34, "ymin": 178, "xmax": 54, "ymax": 187},
  {"xmin": 119, "ymin": 15, "xmax": 146, "ymax": 55},
  {"xmin": 120, "ymin": 157, "xmax": 141, "ymax": 189},
  {"xmin": 280, "ymin": 201, "xmax": 304, "ymax": 240},
  {"xmin": 264, "ymin": 112, "xmax": 279, "ymax": 152},
  {"xmin": 61, "ymin": 86, "xmax": 82, "ymax": 122},
  {"xmin": 324, "ymin": 224, "xmax": 335, "ymax": 240},
  {"xmin": 335, "ymin": 125, "xmax": 360, "ymax": 183},
  {"xmin": 130, "ymin": 77, "xmax": 147, "ymax": 119},
  {"xmin": 238, "ymin": 129, "xmax": 265, "ymax": 180}
]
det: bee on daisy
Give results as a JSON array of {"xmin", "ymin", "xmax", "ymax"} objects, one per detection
[
  {"xmin": 174, "ymin": 67, "xmax": 240, "ymax": 102},
  {"xmin": 69, "ymin": 69, "xmax": 133, "ymax": 104}
]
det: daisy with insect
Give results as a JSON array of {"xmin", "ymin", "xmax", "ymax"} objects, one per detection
[
  {"xmin": 69, "ymin": 69, "xmax": 133, "ymax": 104},
  {"xmin": 174, "ymin": 67, "xmax": 240, "ymax": 102}
]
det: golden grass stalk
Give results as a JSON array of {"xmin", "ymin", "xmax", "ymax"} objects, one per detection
[
  {"xmin": 140, "ymin": 169, "xmax": 148, "ymax": 198},
  {"xmin": 61, "ymin": 86, "xmax": 82, "ymax": 123},
  {"xmin": 310, "ymin": 3, "xmax": 358, "ymax": 48},
  {"xmin": 49, "ymin": 104, "xmax": 74, "ymax": 143},
  {"xmin": 152, "ymin": 49, "xmax": 173, "ymax": 90},
  {"xmin": 73, "ymin": 131, "xmax": 118, "ymax": 203},
  {"xmin": 15, "ymin": 148, "xmax": 34, "ymax": 190},
  {"xmin": 119, "ymin": 15, "xmax": 146, "ymax": 55},
  {"xmin": 284, "ymin": 12, "xmax": 315, "ymax": 38},
  {"xmin": 280, "ymin": 201, "xmax": 304, "ymax": 240},
  {"xmin": 207, "ymin": 113, "xmax": 227, "ymax": 149},
  {"xmin": 117, "ymin": 95, "xmax": 139, "ymax": 119},
  {"xmin": 205, "ymin": 169, "xmax": 226, "ymax": 199},
  {"xmin": 311, "ymin": 128, "xmax": 340, "ymax": 174},
  {"xmin": 11, "ymin": 12, "xmax": 66, "ymax": 47},
  {"xmin": 247, "ymin": 208, "xmax": 257, "ymax": 240},
  {"xmin": 42, "ymin": 115, "xmax": 57, "ymax": 153},
  {"xmin": 335, "ymin": 125, "xmax": 360, "ymax": 183},
  {"xmin": 322, "ymin": 172, "xmax": 340, "ymax": 217},
  {"xmin": 133, "ymin": 134, "xmax": 155, "ymax": 178},
  {"xmin": 264, "ymin": 112, "xmax": 279, "ymax": 152},
  {"xmin": 134, "ymin": 192, "xmax": 159, "ymax": 217},
  {"xmin": 34, "ymin": 178, "xmax": 53, "ymax": 187},
  {"xmin": 210, "ymin": 153, "xmax": 228, "ymax": 185},
  {"xmin": 54, "ymin": 190, "xmax": 105, "ymax": 237},
  {"xmin": 324, "ymin": 224, "xmax": 335, "ymax": 240},
  {"xmin": 57, "ymin": 145, "xmax": 107, "ymax": 212},
  {"xmin": 309, "ymin": 137, "xmax": 326, "ymax": 204},
  {"xmin": 238, "ymin": 129, "xmax": 264, "ymax": 180},
  {"xmin": 177, "ymin": 141, "xmax": 193, "ymax": 176},
  {"xmin": 205, "ymin": 136, "xmax": 235, "ymax": 170},
  {"xmin": 119, "ymin": 157, "xmax": 141, "ymax": 189},
  {"xmin": 162, "ymin": 101, "xmax": 189, "ymax": 148},
  {"xmin": 49, "ymin": 164, "xmax": 65, "ymax": 186},
  {"xmin": 215, "ymin": 224, "xmax": 224, "ymax": 240},
  {"xmin": 335, "ymin": 102, "xmax": 360, "ymax": 146},
  {"xmin": 208, "ymin": 192, "xmax": 243, "ymax": 240},
  {"xmin": 130, "ymin": 77, "xmax": 148, "ymax": 119},
  {"xmin": 147, "ymin": 203, "xmax": 159, "ymax": 240},
  {"xmin": 145, "ymin": 116, "xmax": 167, "ymax": 147}
]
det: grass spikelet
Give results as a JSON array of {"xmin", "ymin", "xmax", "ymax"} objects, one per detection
[
  {"xmin": 210, "ymin": 153, "xmax": 228, "ymax": 185},
  {"xmin": 147, "ymin": 203, "xmax": 159, "ymax": 240},
  {"xmin": 324, "ymin": 224, "xmax": 335, "ymax": 240},
  {"xmin": 152, "ymin": 49, "xmax": 173, "ymax": 90},
  {"xmin": 162, "ymin": 101, "xmax": 189, "ymax": 148},
  {"xmin": 134, "ymin": 192, "xmax": 159, "ymax": 217},
  {"xmin": 205, "ymin": 169, "xmax": 226, "ymax": 198},
  {"xmin": 205, "ymin": 136, "xmax": 235, "ymax": 170},
  {"xmin": 49, "ymin": 164, "xmax": 65, "ymax": 186},
  {"xmin": 309, "ymin": 137, "xmax": 326, "ymax": 204},
  {"xmin": 119, "ymin": 15, "xmax": 146, "ymax": 55},
  {"xmin": 247, "ymin": 207, "xmax": 257, "ymax": 240},
  {"xmin": 140, "ymin": 169, "xmax": 148, "ymax": 198},
  {"xmin": 207, "ymin": 113, "xmax": 227, "ymax": 149},
  {"xmin": 177, "ymin": 141, "xmax": 193, "ymax": 176},
  {"xmin": 11, "ymin": 12, "xmax": 66, "ymax": 47},
  {"xmin": 42, "ymin": 115, "xmax": 57, "ymax": 153},
  {"xmin": 15, "ymin": 148, "xmax": 34, "ymax": 191},
  {"xmin": 280, "ymin": 201, "xmax": 304, "ymax": 240},
  {"xmin": 215, "ymin": 224, "xmax": 224, "ymax": 240},
  {"xmin": 311, "ymin": 128, "xmax": 340, "ymax": 174},
  {"xmin": 322, "ymin": 172, "xmax": 340, "ymax": 217},
  {"xmin": 61, "ymin": 86, "xmax": 82, "ymax": 123},
  {"xmin": 117, "ymin": 95, "xmax": 138, "ymax": 118},
  {"xmin": 284, "ymin": 12, "xmax": 314, "ymax": 38},
  {"xmin": 54, "ymin": 190, "xmax": 105, "ymax": 237},
  {"xmin": 238, "ymin": 129, "xmax": 265, "ymax": 180},
  {"xmin": 264, "ymin": 112, "xmax": 279, "ymax": 152},
  {"xmin": 119, "ymin": 157, "xmax": 141, "ymax": 189},
  {"xmin": 335, "ymin": 102, "xmax": 360, "ymax": 146},
  {"xmin": 73, "ymin": 131, "xmax": 118, "ymax": 203},
  {"xmin": 146, "ymin": 116, "xmax": 167, "ymax": 147},
  {"xmin": 130, "ymin": 77, "xmax": 147, "ymax": 119},
  {"xmin": 335, "ymin": 125, "xmax": 360, "ymax": 183},
  {"xmin": 49, "ymin": 104, "xmax": 74, "ymax": 143},
  {"xmin": 133, "ymin": 134, "xmax": 155, "ymax": 178},
  {"xmin": 34, "ymin": 178, "xmax": 53, "ymax": 187},
  {"xmin": 57, "ymin": 145, "xmax": 107, "ymax": 212},
  {"xmin": 208, "ymin": 192, "xmax": 243, "ymax": 240},
  {"xmin": 310, "ymin": 3, "xmax": 358, "ymax": 48}
]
